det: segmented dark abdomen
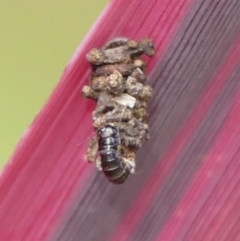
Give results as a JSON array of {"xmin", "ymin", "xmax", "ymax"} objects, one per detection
[{"xmin": 98, "ymin": 124, "xmax": 130, "ymax": 184}]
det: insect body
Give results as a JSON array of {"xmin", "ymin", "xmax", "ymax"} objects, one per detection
[
  {"xmin": 83, "ymin": 38, "xmax": 155, "ymax": 184},
  {"xmin": 98, "ymin": 124, "xmax": 133, "ymax": 184}
]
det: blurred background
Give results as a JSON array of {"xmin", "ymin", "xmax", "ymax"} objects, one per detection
[{"xmin": 0, "ymin": 0, "xmax": 108, "ymax": 168}]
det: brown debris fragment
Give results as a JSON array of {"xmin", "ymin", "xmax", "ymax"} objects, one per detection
[
  {"xmin": 86, "ymin": 136, "xmax": 98, "ymax": 163},
  {"xmin": 93, "ymin": 63, "xmax": 134, "ymax": 77},
  {"xmin": 91, "ymin": 76, "xmax": 108, "ymax": 91},
  {"xmin": 81, "ymin": 85, "xmax": 99, "ymax": 100},
  {"xmin": 131, "ymin": 68, "xmax": 146, "ymax": 82},
  {"xmin": 107, "ymin": 71, "xmax": 125, "ymax": 95},
  {"xmin": 86, "ymin": 38, "xmax": 155, "ymax": 65}
]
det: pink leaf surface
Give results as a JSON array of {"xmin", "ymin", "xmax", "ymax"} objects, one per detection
[{"xmin": 1, "ymin": 0, "xmax": 240, "ymax": 240}]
